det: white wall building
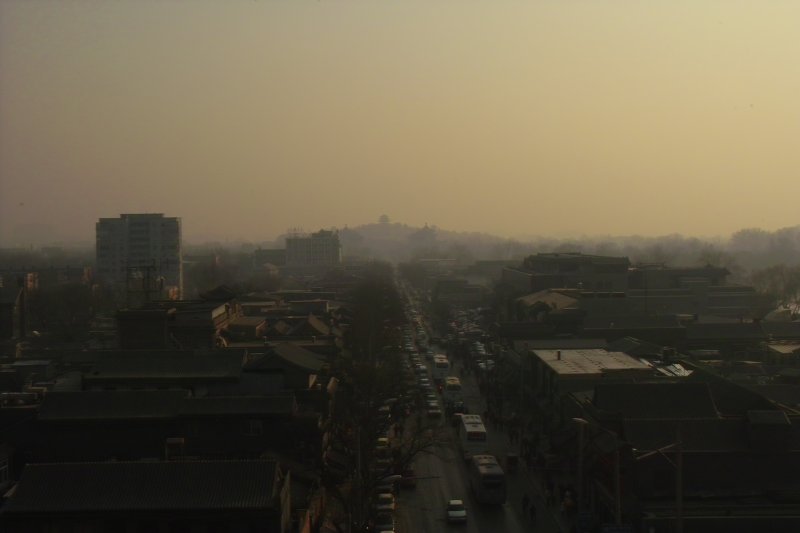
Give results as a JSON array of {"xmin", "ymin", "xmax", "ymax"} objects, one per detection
[{"xmin": 96, "ymin": 213, "xmax": 182, "ymax": 300}]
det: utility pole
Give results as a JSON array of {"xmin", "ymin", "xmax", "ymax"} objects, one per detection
[
  {"xmin": 676, "ymin": 425, "xmax": 683, "ymax": 533},
  {"xmin": 614, "ymin": 447, "xmax": 622, "ymax": 525},
  {"xmin": 573, "ymin": 418, "xmax": 589, "ymax": 512},
  {"xmin": 634, "ymin": 427, "xmax": 684, "ymax": 533},
  {"xmin": 520, "ymin": 342, "xmax": 528, "ymax": 406},
  {"xmin": 355, "ymin": 425, "xmax": 362, "ymax": 532}
]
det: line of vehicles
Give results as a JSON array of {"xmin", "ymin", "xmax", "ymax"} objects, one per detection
[
  {"xmin": 431, "ymin": 359, "xmax": 508, "ymax": 511},
  {"xmin": 419, "ymin": 349, "xmax": 510, "ymax": 511},
  {"xmin": 397, "ymin": 282, "xmax": 508, "ymax": 529}
]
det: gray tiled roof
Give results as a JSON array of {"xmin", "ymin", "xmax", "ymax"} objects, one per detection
[
  {"xmin": 513, "ymin": 339, "xmax": 607, "ymax": 352},
  {"xmin": 762, "ymin": 321, "xmax": 800, "ymax": 339},
  {"xmin": 85, "ymin": 352, "xmax": 244, "ymax": 381},
  {"xmin": 747, "ymin": 384, "xmax": 800, "ymax": 409},
  {"xmin": 180, "ymin": 395, "xmax": 296, "ymax": 416},
  {"xmin": 686, "ymin": 367, "xmax": 777, "ymax": 415},
  {"xmin": 38, "ymin": 390, "xmax": 296, "ymax": 420},
  {"xmin": 229, "ymin": 316, "xmax": 267, "ymax": 328},
  {"xmin": 583, "ymin": 315, "xmax": 684, "ymax": 330},
  {"xmin": 624, "ymin": 418, "xmax": 747, "ymax": 452},
  {"xmin": 685, "ymin": 322, "xmax": 766, "ymax": 341},
  {"xmin": 516, "ymin": 290, "xmax": 579, "ymax": 309},
  {"xmin": 246, "ymin": 343, "xmax": 326, "ymax": 373},
  {"xmin": 593, "ymin": 382, "xmax": 719, "ymax": 419},
  {"xmin": 606, "ymin": 336, "xmax": 666, "ymax": 357},
  {"xmin": 38, "ymin": 390, "xmax": 188, "ymax": 421},
  {"xmin": 2, "ymin": 460, "xmax": 278, "ymax": 513}
]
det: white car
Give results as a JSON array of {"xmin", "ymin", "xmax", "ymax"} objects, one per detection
[{"xmin": 446, "ymin": 499, "xmax": 467, "ymax": 523}]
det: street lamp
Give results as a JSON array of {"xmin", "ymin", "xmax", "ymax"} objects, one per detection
[
  {"xmin": 520, "ymin": 342, "xmax": 529, "ymax": 406},
  {"xmin": 572, "ymin": 417, "xmax": 589, "ymax": 513}
]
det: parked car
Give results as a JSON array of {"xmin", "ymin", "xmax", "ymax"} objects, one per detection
[
  {"xmin": 373, "ymin": 513, "xmax": 395, "ymax": 532},
  {"xmin": 376, "ymin": 474, "xmax": 401, "ymax": 495},
  {"xmin": 373, "ymin": 492, "xmax": 396, "ymax": 513}
]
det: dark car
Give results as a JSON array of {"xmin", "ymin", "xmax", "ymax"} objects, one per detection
[{"xmin": 373, "ymin": 512, "xmax": 395, "ymax": 531}]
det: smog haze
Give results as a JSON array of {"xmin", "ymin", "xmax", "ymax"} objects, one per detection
[{"xmin": 2, "ymin": 1, "xmax": 799, "ymax": 245}]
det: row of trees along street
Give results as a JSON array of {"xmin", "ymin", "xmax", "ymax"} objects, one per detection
[{"xmin": 325, "ymin": 262, "xmax": 448, "ymax": 532}]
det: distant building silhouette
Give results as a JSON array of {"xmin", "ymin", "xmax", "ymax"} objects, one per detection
[
  {"xmin": 285, "ymin": 229, "xmax": 341, "ymax": 268},
  {"xmin": 254, "ymin": 247, "xmax": 287, "ymax": 268},
  {"xmin": 96, "ymin": 213, "xmax": 182, "ymax": 302},
  {"xmin": 503, "ymin": 253, "xmax": 757, "ymax": 320}
]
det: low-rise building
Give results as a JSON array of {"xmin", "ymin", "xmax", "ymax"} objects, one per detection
[
  {"xmin": 0, "ymin": 460, "xmax": 290, "ymax": 533},
  {"xmin": 549, "ymin": 372, "xmax": 800, "ymax": 532},
  {"xmin": 529, "ymin": 348, "xmax": 653, "ymax": 406}
]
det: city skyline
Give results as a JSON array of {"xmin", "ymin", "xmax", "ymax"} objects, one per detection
[{"xmin": 2, "ymin": 2, "xmax": 800, "ymax": 245}]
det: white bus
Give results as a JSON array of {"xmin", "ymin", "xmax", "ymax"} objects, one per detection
[
  {"xmin": 432, "ymin": 355, "xmax": 450, "ymax": 383},
  {"xmin": 458, "ymin": 414, "xmax": 488, "ymax": 461},
  {"xmin": 469, "ymin": 454, "xmax": 507, "ymax": 505},
  {"xmin": 443, "ymin": 376, "xmax": 462, "ymax": 404}
]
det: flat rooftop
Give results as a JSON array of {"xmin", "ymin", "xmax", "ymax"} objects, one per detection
[{"xmin": 534, "ymin": 349, "xmax": 651, "ymax": 376}]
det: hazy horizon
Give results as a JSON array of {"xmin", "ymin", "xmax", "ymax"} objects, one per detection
[
  {"xmin": 2, "ymin": 2, "xmax": 799, "ymax": 246},
  {"xmin": 0, "ymin": 214, "xmax": 745, "ymax": 250}
]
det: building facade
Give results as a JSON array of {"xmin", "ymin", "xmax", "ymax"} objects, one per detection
[
  {"xmin": 285, "ymin": 230, "xmax": 341, "ymax": 268},
  {"xmin": 96, "ymin": 214, "xmax": 182, "ymax": 301}
]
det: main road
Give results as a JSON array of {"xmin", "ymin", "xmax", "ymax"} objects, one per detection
[{"xmin": 392, "ymin": 336, "xmax": 563, "ymax": 532}]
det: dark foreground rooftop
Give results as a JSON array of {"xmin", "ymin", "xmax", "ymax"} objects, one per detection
[{"xmin": 2, "ymin": 460, "xmax": 279, "ymax": 514}]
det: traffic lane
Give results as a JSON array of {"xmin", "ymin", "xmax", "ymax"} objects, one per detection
[
  {"xmin": 417, "ymin": 445, "xmax": 530, "ymax": 533},
  {"xmin": 422, "ymin": 343, "xmax": 533, "ymax": 531},
  {"xmin": 399, "ymin": 441, "xmax": 492, "ymax": 533},
  {"xmin": 393, "ymin": 408, "xmax": 476, "ymax": 532},
  {"xmin": 402, "ymin": 424, "xmax": 529, "ymax": 533},
  {"xmin": 469, "ymin": 496, "xmax": 529, "ymax": 533},
  {"xmin": 396, "ymin": 440, "xmax": 462, "ymax": 532}
]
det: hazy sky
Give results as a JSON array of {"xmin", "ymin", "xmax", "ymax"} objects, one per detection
[{"xmin": 2, "ymin": 1, "xmax": 800, "ymax": 245}]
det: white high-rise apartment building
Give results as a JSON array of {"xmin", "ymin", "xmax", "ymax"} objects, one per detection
[{"xmin": 96, "ymin": 213, "xmax": 182, "ymax": 300}]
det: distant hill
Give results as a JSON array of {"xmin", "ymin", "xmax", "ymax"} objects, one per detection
[
  {"xmin": 264, "ymin": 221, "xmax": 800, "ymax": 274},
  {"xmin": 335, "ymin": 222, "xmax": 531, "ymax": 263}
]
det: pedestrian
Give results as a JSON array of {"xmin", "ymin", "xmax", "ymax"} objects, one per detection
[{"xmin": 521, "ymin": 493, "xmax": 530, "ymax": 513}]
